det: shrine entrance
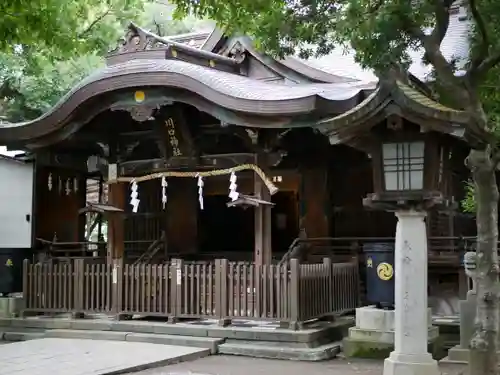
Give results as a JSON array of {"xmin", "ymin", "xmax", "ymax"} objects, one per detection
[
  {"xmin": 271, "ymin": 191, "xmax": 299, "ymax": 254},
  {"xmin": 199, "ymin": 194, "xmax": 254, "ymax": 256}
]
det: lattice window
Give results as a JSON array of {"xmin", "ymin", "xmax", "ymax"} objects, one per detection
[{"xmin": 382, "ymin": 141, "xmax": 425, "ymax": 191}]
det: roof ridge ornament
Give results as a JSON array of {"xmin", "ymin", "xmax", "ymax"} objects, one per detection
[
  {"xmin": 108, "ymin": 23, "xmax": 239, "ymax": 68},
  {"xmin": 109, "ymin": 23, "xmax": 166, "ymax": 55}
]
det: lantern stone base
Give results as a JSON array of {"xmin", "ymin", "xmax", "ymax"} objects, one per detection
[
  {"xmin": 0, "ymin": 297, "xmax": 24, "ymax": 318},
  {"xmin": 383, "ymin": 352, "xmax": 440, "ymax": 375},
  {"xmin": 342, "ymin": 306, "xmax": 443, "ymax": 360}
]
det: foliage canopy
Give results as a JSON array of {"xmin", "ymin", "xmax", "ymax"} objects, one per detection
[{"xmin": 0, "ymin": 1, "xmax": 211, "ymax": 121}]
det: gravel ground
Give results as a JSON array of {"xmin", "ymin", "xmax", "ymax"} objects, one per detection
[{"xmin": 134, "ymin": 355, "xmax": 467, "ymax": 375}]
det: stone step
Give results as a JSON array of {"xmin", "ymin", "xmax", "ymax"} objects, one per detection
[
  {"xmin": 222, "ymin": 336, "xmax": 332, "ymax": 349},
  {"xmin": 0, "ymin": 327, "xmax": 46, "ymax": 342},
  {"xmin": 43, "ymin": 329, "xmax": 224, "ymax": 354},
  {"xmin": 218, "ymin": 340, "xmax": 341, "ymax": 361}
]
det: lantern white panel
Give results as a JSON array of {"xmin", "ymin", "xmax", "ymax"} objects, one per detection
[
  {"xmin": 0, "ymin": 156, "xmax": 34, "ymax": 248},
  {"xmin": 382, "ymin": 141, "xmax": 425, "ymax": 191}
]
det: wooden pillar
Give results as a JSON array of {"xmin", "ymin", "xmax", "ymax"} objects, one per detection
[
  {"xmin": 166, "ymin": 179, "xmax": 198, "ymax": 254},
  {"xmin": 254, "ymin": 154, "xmax": 272, "ymax": 265},
  {"xmin": 299, "ymin": 167, "xmax": 330, "ymax": 238},
  {"xmin": 106, "ymin": 164, "xmax": 125, "ymax": 263}
]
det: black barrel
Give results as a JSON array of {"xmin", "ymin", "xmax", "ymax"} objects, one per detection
[
  {"xmin": 0, "ymin": 249, "xmax": 29, "ymax": 295},
  {"xmin": 363, "ymin": 242, "xmax": 395, "ymax": 309}
]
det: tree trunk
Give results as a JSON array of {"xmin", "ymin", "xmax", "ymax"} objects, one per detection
[{"xmin": 467, "ymin": 148, "xmax": 500, "ymax": 375}]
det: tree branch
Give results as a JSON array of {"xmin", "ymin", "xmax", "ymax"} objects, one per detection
[
  {"xmin": 474, "ymin": 51, "xmax": 500, "ymax": 80},
  {"xmin": 468, "ymin": 0, "xmax": 490, "ymax": 73},
  {"xmin": 491, "ymin": 149, "xmax": 500, "ymax": 170},
  {"xmin": 398, "ymin": 8, "xmax": 470, "ymax": 105},
  {"xmin": 78, "ymin": 9, "xmax": 112, "ymax": 37},
  {"xmin": 403, "ymin": 22, "xmax": 467, "ymax": 104},
  {"xmin": 430, "ymin": 0, "xmax": 453, "ymax": 46}
]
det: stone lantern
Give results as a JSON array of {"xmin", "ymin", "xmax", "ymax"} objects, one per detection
[
  {"xmin": 364, "ymin": 115, "xmax": 451, "ymax": 211},
  {"xmin": 318, "ymin": 78, "xmax": 471, "ymax": 375},
  {"xmin": 363, "ymin": 116, "xmax": 447, "ymax": 375}
]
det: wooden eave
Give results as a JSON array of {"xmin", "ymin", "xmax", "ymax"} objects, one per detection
[
  {"xmin": 0, "ymin": 56, "xmax": 374, "ymax": 147},
  {"xmin": 316, "ymin": 80, "xmax": 475, "ymax": 144}
]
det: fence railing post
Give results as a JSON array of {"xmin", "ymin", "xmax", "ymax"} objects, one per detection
[
  {"xmin": 323, "ymin": 257, "xmax": 333, "ymax": 314},
  {"xmin": 169, "ymin": 258, "xmax": 183, "ymax": 323},
  {"xmin": 22, "ymin": 259, "xmax": 29, "ymax": 314},
  {"xmin": 112, "ymin": 259, "xmax": 123, "ymax": 315},
  {"xmin": 289, "ymin": 259, "xmax": 300, "ymax": 330},
  {"xmin": 216, "ymin": 259, "xmax": 230, "ymax": 326},
  {"xmin": 74, "ymin": 259, "xmax": 85, "ymax": 317}
]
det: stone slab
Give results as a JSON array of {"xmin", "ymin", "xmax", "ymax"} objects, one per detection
[
  {"xmin": 0, "ymin": 338, "xmax": 210, "ymax": 375},
  {"xmin": 5, "ymin": 328, "xmax": 224, "ymax": 354},
  {"xmin": 125, "ymin": 333, "xmax": 223, "ymax": 354},
  {"xmin": 0, "ymin": 317, "xmax": 353, "ymax": 344},
  {"xmin": 348, "ymin": 326, "xmax": 439, "ymax": 344},
  {"xmin": 218, "ymin": 340, "xmax": 341, "ymax": 361},
  {"xmin": 355, "ymin": 306, "xmax": 432, "ymax": 331},
  {"xmin": 442, "ymin": 345, "xmax": 500, "ymax": 364},
  {"xmin": 343, "ymin": 335, "xmax": 446, "ymax": 360}
]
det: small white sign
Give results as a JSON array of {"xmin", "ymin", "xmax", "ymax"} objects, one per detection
[
  {"xmin": 112, "ymin": 266, "xmax": 118, "ymax": 284},
  {"xmin": 176, "ymin": 269, "xmax": 182, "ymax": 285},
  {"xmin": 108, "ymin": 163, "xmax": 118, "ymax": 181}
]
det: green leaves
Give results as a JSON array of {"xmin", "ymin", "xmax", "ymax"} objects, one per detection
[
  {"xmin": 462, "ymin": 179, "xmax": 477, "ymax": 213},
  {"xmin": 0, "ymin": 0, "xmax": 146, "ymax": 59},
  {"xmin": 0, "ymin": 1, "xmax": 203, "ymax": 122},
  {"xmin": 170, "ymin": 0, "xmax": 432, "ymax": 68}
]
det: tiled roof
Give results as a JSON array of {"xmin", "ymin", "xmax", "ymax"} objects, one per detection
[
  {"xmin": 395, "ymin": 81, "xmax": 461, "ymax": 113},
  {"xmin": 0, "ymin": 58, "xmax": 374, "ymax": 126}
]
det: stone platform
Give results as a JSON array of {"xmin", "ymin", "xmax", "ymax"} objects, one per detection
[
  {"xmin": 0, "ymin": 337, "xmax": 209, "ymax": 375},
  {"xmin": 0, "ymin": 315, "xmax": 353, "ymax": 361},
  {"xmin": 343, "ymin": 306, "xmax": 444, "ymax": 359}
]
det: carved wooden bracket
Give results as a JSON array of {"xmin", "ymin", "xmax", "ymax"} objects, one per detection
[
  {"xmin": 109, "ymin": 23, "xmax": 167, "ymax": 55},
  {"xmin": 110, "ymin": 103, "xmax": 160, "ymax": 122}
]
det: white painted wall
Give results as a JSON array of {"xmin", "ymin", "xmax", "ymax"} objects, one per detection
[{"xmin": 0, "ymin": 157, "xmax": 34, "ymax": 248}]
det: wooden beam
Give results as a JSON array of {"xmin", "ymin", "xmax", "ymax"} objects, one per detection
[
  {"xmin": 35, "ymin": 151, "xmax": 88, "ymax": 172},
  {"xmin": 119, "ymin": 152, "xmax": 281, "ymax": 176}
]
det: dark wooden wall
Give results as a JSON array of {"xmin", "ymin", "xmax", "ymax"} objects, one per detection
[
  {"xmin": 35, "ymin": 166, "xmax": 86, "ymax": 242},
  {"xmin": 167, "ymin": 179, "xmax": 198, "ymax": 254}
]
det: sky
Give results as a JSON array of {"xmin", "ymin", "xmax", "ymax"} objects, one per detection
[{"xmin": 0, "ymin": 146, "xmax": 23, "ymax": 157}]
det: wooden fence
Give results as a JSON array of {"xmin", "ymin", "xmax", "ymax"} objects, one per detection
[{"xmin": 22, "ymin": 258, "xmax": 359, "ymax": 328}]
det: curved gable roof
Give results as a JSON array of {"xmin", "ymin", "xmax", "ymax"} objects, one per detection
[{"xmin": 0, "ymin": 58, "xmax": 374, "ymax": 144}]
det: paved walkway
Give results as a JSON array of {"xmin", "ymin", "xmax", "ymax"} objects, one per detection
[
  {"xmin": 0, "ymin": 338, "xmax": 209, "ymax": 375},
  {"xmin": 135, "ymin": 356, "xmax": 467, "ymax": 375}
]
